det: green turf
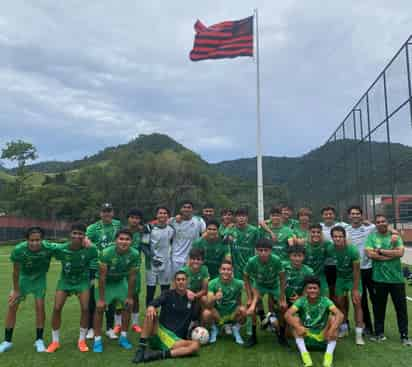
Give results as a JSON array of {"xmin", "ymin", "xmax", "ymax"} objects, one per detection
[{"xmin": 0, "ymin": 244, "xmax": 411, "ymax": 366}]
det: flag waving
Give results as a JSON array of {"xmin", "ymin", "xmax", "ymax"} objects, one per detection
[{"xmin": 189, "ymin": 16, "xmax": 254, "ymax": 61}]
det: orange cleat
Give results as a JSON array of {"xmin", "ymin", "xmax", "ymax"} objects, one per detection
[
  {"xmin": 132, "ymin": 324, "xmax": 142, "ymax": 333},
  {"xmin": 113, "ymin": 325, "xmax": 121, "ymax": 334},
  {"xmin": 46, "ymin": 341, "xmax": 60, "ymax": 353},
  {"xmin": 78, "ymin": 339, "xmax": 89, "ymax": 352}
]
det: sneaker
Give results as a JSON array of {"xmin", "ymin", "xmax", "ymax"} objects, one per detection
[
  {"xmin": 113, "ymin": 324, "xmax": 121, "ymax": 334},
  {"xmin": 132, "ymin": 324, "xmax": 142, "ymax": 333},
  {"xmin": 132, "ymin": 347, "xmax": 145, "ymax": 364},
  {"xmin": 86, "ymin": 328, "xmax": 94, "ymax": 339},
  {"xmin": 143, "ymin": 349, "xmax": 164, "ymax": 362},
  {"xmin": 301, "ymin": 351, "xmax": 313, "ymax": 367},
  {"xmin": 243, "ymin": 335, "xmax": 257, "ymax": 348},
  {"xmin": 370, "ymin": 334, "xmax": 386, "ymax": 342},
  {"xmin": 106, "ymin": 328, "xmax": 118, "ymax": 340},
  {"xmin": 261, "ymin": 312, "xmax": 272, "ymax": 330},
  {"xmin": 224, "ymin": 324, "xmax": 232, "ymax": 335},
  {"xmin": 46, "ymin": 341, "xmax": 60, "ymax": 353},
  {"xmin": 338, "ymin": 325, "xmax": 348, "ymax": 338},
  {"xmin": 323, "ymin": 352, "xmax": 333, "ymax": 367},
  {"xmin": 34, "ymin": 339, "xmax": 46, "ymax": 352},
  {"xmin": 78, "ymin": 339, "xmax": 89, "ymax": 352},
  {"xmin": 93, "ymin": 339, "xmax": 103, "ymax": 353},
  {"xmin": 209, "ymin": 325, "xmax": 218, "ymax": 344},
  {"xmin": 356, "ymin": 334, "xmax": 365, "ymax": 345},
  {"xmin": 401, "ymin": 337, "xmax": 412, "ymax": 346},
  {"xmin": 0, "ymin": 341, "xmax": 13, "ymax": 353},
  {"xmin": 119, "ymin": 335, "xmax": 132, "ymax": 350},
  {"xmin": 231, "ymin": 325, "xmax": 244, "ymax": 345}
]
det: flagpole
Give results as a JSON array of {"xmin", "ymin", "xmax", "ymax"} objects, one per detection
[{"xmin": 254, "ymin": 8, "xmax": 264, "ymax": 222}]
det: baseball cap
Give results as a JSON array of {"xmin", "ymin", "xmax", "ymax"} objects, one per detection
[{"xmin": 101, "ymin": 203, "xmax": 113, "ymax": 211}]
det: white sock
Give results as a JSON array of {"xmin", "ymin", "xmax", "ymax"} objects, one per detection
[
  {"xmin": 52, "ymin": 329, "xmax": 60, "ymax": 343},
  {"xmin": 132, "ymin": 313, "xmax": 139, "ymax": 325},
  {"xmin": 94, "ymin": 336, "xmax": 102, "ymax": 342},
  {"xmin": 232, "ymin": 323, "xmax": 241, "ymax": 331},
  {"xmin": 355, "ymin": 327, "xmax": 363, "ymax": 336},
  {"xmin": 120, "ymin": 331, "xmax": 127, "ymax": 338},
  {"xmin": 79, "ymin": 328, "xmax": 87, "ymax": 341},
  {"xmin": 115, "ymin": 314, "xmax": 122, "ymax": 326},
  {"xmin": 326, "ymin": 340, "xmax": 337, "ymax": 354},
  {"xmin": 295, "ymin": 337, "xmax": 307, "ymax": 353}
]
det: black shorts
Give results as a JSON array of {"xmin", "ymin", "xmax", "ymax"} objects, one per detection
[{"xmin": 324, "ymin": 265, "xmax": 337, "ymax": 288}]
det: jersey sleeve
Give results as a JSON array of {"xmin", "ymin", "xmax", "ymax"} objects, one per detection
[
  {"xmin": 10, "ymin": 244, "xmax": 23, "ymax": 263},
  {"xmin": 208, "ymin": 279, "xmax": 217, "ymax": 292},
  {"xmin": 350, "ymin": 245, "xmax": 360, "ymax": 262},
  {"xmin": 292, "ymin": 296, "xmax": 304, "ymax": 310},
  {"xmin": 364, "ymin": 233, "xmax": 375, "ymax": 249},
  {"xmin": 243, "ymin": 258, "xmax": 254, "ymax": 276},
  {"xmin": 393, "ymin": 236, "xmax": 404, "ymax": 248},
  {"xmin": 202, "ymin": 265, "xmax": 209, "ymax": 280},
  {"xmin": 324, "ymin": 297, "xmax": 335, "ymax": 310}
]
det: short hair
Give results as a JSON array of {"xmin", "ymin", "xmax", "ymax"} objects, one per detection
[
  {"xmin": 155, "ymin": 206, "xmax": 170, "ymax": 216},
  {"xmin": 115, "ymin": 228, "xmax": 133, "ymax": 239},
  {"xmin": 180, "ymin": 200, "xmax": 194, "ymax": 208},
  {"xmin": 331, "ymin": 226, "xmax": 346, "ymax": 238},
  {"xmin": 309, "ymin": 223, "xmax": 322, "ymax": 231},
  {"xmin": 25, "ymin": 226, "xmax": 45, "ymax": 239},
  {"xmin": 256, "ymin": 238, "xmax": 272, "ymax": 249},
  {"xmin": 303, "ymin": 275, "xmax": 321, "ymax": 288},
  {"xmin": 220, "ymin": 259, "xmax": 233, "ymax": 267},
  {"xmin": 297, "ymin": 207, "xmax": 312, "ymax": 218},
  {"xmin": 270, "ymin": 206, "xmax": 282, "ymax": 216},
  {"xmin": 203, "ymin": 203, "xmax": 214, "ymax": 209},
  {"xmin": 321, "ymin": 206, "xmax": 336, "ymax": 215},
  {"xmin": 347, "ymin": 205, "xmax": 363, "ymax": 215},
  {"xmin": 280, "ymin": 204, "xmax": 293, "ymax": 211},
  {"xmin": 235, "ymin": 207, "xmax": 248, "ymax": 216},
  {"xmin": 174, "ymin": 270, "xmax": 187, "ymax": 279},
  {"xmin": 189, "ymin": 248, "xmax": 204, "ymax": 260},
  {"xmin": 221, "ymin": 208, "xmax": 234, "ymax": 216},
  {"xmin": 375, "ymin": 214, "xmax": 386, "ymax": 221},
  {"xmin": 71, "ymin": 223, "xmax": 86, "ymax": 233},
  {"xmin": 127, "ymin": 208, "xmax": 143, "ymax": 219},
  {"xmin": 206, "ymin": 219, "xmax": 220, "ymax": 228},
  {"xmin": 288, "ymin": 245, "xmax": 306, "ymax": 255}
]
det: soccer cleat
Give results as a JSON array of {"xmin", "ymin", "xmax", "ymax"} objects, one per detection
[
  {"xmin": 0, "ymin": 341, "xmax": 13, "ymax": 353},
  {"xmin": 370, "ymin": 334, "xmax": 386, "ymax": 342},
  {"xmin": 143, "ymin": 349, "xmax": 165, "ymax": 362},
  {"xmin": 106, "ymin": 328, "xmax": 118, "ymax": 339},
  {"xmin": 301, "ymin": 351, "xmax": 313, "ymax": 367},
  {"xmin": 132, "ymin": 324, "xmax": 142, "ymax": 333},
  {"xmin": 132, "ymin": 348, "xmax": 145, "ymax": 364},
  {"xmin": 46, "ymin": 341, "xmax": 60, "ymax": 353},
  {"xmin": 243, "ymin": 335, "xmax": 257, "ymax": 348},
  {"xmin": 113, "ymin": 324, "xmax": 121, "ymax": 334},
  {"xmin": 323, "ymin": 352, "xmax": 333, "ymax": 367},
  {"xmin": 338, "ymin": 324, "xmax": 348, "ymax": 338},
  {"xmin": 231, "ymin": 325, "xmax": 244, "ymax": 345},
  {"xmin": 209, "ymin": 325, "xmax": 218, "ymax": 344},
  {"xmin": 401, "ymin": 337, "xmax": 412, "ymax": 346},
  {"xmin": 78, "ymin": 339, "xmax": 89, "ymax": 352},
  {"xmin": 119, "ymin": 335, "xmax": 132, "ymax": 350},
  {"xmin": 356, "ymin": 334, "xmax": 365, "ymax": 345},
  {"xmin": 34, "ymin": 339, "xmax": 46, "ymax": 352},
  {"xmin": 93, "ymin": 339, "xmax": 103, "ymax": 353},
  {"xmin": 86, "ymin": 328, "xmax": 94, "ymax": 339}
]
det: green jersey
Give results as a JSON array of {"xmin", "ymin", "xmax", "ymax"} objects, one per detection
[
  {"xmin": 54, "ymin": 243, "xmax": 98, "ymax": 284},
  {"xmin": 86, "ymin": 219, "xmax": 122, "ymax": 251},
  {"xmin": 293, "ymin": 225, "xmax": 310, "ymax": 242},
  {"xmin": 208, "ymin": 277, "xmax": 243, "ymax": 315},
  {"xmin": 259, "ymin": 224, "xmax": 294, "ymax": 260},
  {"xmin": 282, "ymin": 261, "xmax": 314, "ymax": 299},
  {"xmin": 99, "ymin": 245, "xmax": 139, "ymax": 282},
  {"xmin": 365, "ymin": 232, "xmax": 404, "ymax": 283},
  {"xmin": 10, "ymin": 240, "xmax": 56, "ymax": 280},
  {"xmin": 304, "ymin": 241, "xmax": 330, "ymax": 276},
  {"xmin": 327, "ymin": 243, "xmax": 360, "ymax": 281},
  {"xmin": 130, "ymin": 230, "xmax": 142, "ymax": 266},
  {"xmin": 292, "ymin": 296, "xmax": 335, "ymax": 332},
  {"xmin": 181, "ymin": 264, "xmax": 209, "ymax": 292},
  {"xmin": 192, "ymin": 237, "xmax": 230, "ymax": 278},
  {"xmin": 218, "ymin": 224, "xmax": 234, "ymax": 238},
  {"xmin": 229, "ymin": 224, "xmax": 259, "ymax": 278},
  {"xmin": 284, "ymin": 218, "xmax": 299, "ymax": 230},
  {"xmin": 244, "ymin": 254, "xmax": 284, "ymax": 290}
]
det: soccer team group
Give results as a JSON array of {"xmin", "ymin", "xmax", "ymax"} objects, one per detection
[{"xmin": 0, "ymin": 201, "xmax": 410, "ymax": 367}]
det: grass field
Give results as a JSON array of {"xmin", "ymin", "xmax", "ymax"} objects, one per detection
[{"xmin": 0, "ymin": 244, "xmax": 411, "ymax": 367}]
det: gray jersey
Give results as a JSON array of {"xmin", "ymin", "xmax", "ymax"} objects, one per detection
[
  {"xmin": 346, "ymin": 224, "xmax": 376, "ymax": 269},
  {"xmin": 142, "ymin": 224, "xmax": 174, "ymax": 272},
  {"xmin": 170, "ymin": 216, "xmax": 206, "ymax": 262},
  {"xmin": 321, "ymin": 221, "xmax": 349, "ymax": 265}
]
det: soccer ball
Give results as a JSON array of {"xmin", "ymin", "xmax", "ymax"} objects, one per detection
[{"xmin": 191, "ymin": 326, "xmax": 209, "ymax": 345}]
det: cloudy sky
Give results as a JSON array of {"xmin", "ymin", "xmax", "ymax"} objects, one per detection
[{"xmin": 1, "ymin": 1, "xmax": 411, "ymax": 166}]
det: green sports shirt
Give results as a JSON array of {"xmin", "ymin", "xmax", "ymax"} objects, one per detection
[
  {"xmin": 99, "ymin": 245, "xmax": 139, "ymax": 282},
  {"xmin": 284, "ymin": 218, "xmax": 299, "ymax": 230},
  {"xmin": 259, "ymin": 224, "xmax": 294, "ymax": 260},
  {"xmin": 293, "ymin": 226, "xmax": 310, "ymax": 242},
  {"xmin": 86, "ymin": 219, "xmax": 122, "ymax": 251},
  {"xmin": 208, "ymin": 277, "xmax": 243, "ymax": 315},
  {"xmin": 244, "ymin": 254, "xmax": 284, "ymax": 290},
  {"xmin": 181, "ymin": 264, "xmax": 209, "ymax": 292},
  {"xmin": 327, "ymin": 243, "xmax": 360, "ymax": 281},
  {"xmin": 282, "ymin": 261, "xmax": 314, "ymax": 299},
  {"xmin": 192, "ymin": 237, "xmax": 230, "ymax": 278},
  {"xmin": 54, "ymin": 242, "xmax": 98, "ymax": 285},
  {"xmin": 304, "ymin": 241, "xmax": 331, "ymax": 277},
  {"xmin": 365, "ymin": 232, "xmax": 404, "ymax": 283},
  {"xmin": 292, "ymin": 296, "xmax": 335, "ymax": 332}
]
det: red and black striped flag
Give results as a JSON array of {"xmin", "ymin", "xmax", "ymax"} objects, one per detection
[{"xmin": 189, "ymin": 16, "xmax": 254, "ymax": 61}]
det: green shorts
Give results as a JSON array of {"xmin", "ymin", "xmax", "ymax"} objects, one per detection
[
  {"xmin": 254, "ymin": 284, "xmax": 280, "ymax": 300},
  {"xmin": 95, "ymin": 278, "xmax": 128, "ymax": 306},
  {"xmin": 18, "ymin": 274, "xmax": 47, "ymax": 301},
  {"xmin": 335, "ymin": 278, "xmax": 362, "ymax": 297},
  {"xmin": 305, "ymin": 329, "xmax": 327, "ymax": 349},
  {"xmin": 149, "ymin": 324, "xmax": 181, "ymax": 350},
  {"xmin": 57, "ymin": 278, "xmax": 89, "ymax": 295},
  {"xmin": 216, "ymin": 308, "xmax": 237, "ymax": 326}
]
